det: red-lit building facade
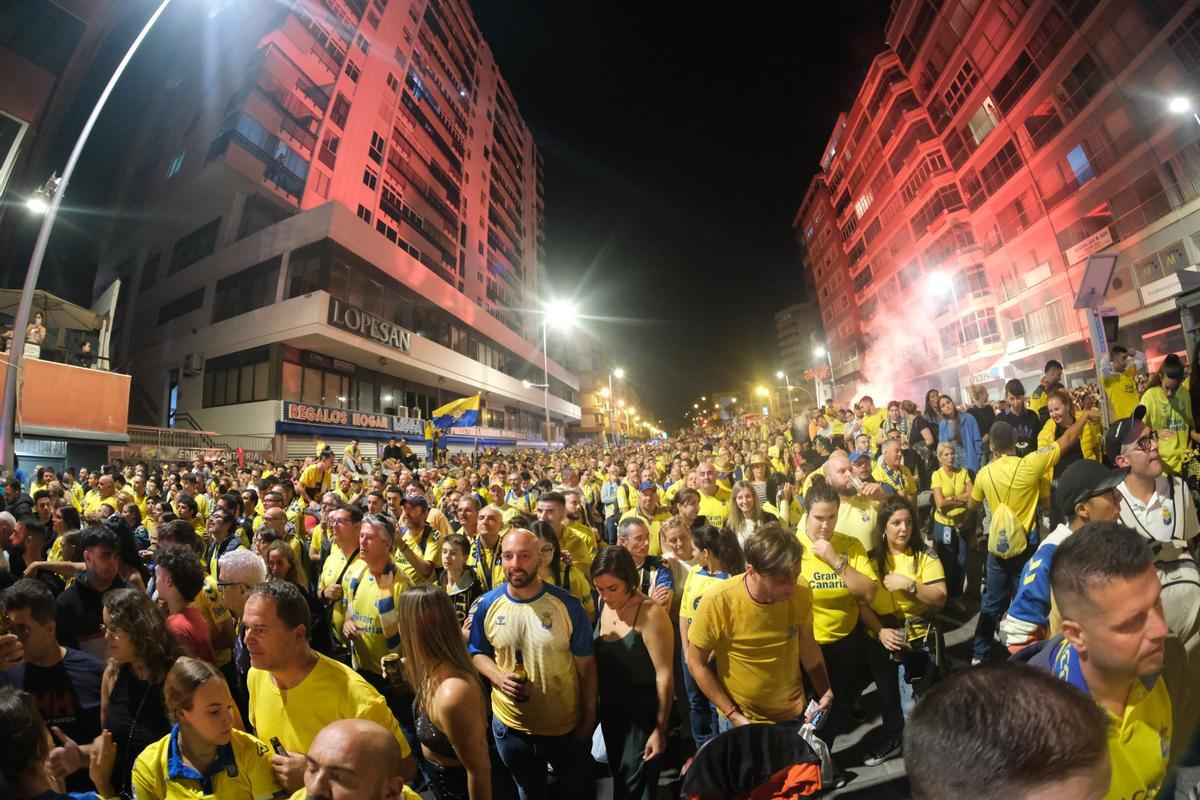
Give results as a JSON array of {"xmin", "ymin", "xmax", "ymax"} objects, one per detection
[
  {"xmin": 798, "ymin": 0, "xmax": 1200, "ymax": 401},
  {"xmin": 93, "ymin": 0, "xmax": 576, "ymax": 454}
]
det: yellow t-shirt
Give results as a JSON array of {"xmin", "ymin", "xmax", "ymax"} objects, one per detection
[
  {"xmin": 698, "ymin": 485, "xmax": 731, "ymax": 530},
  {"xmin": 132, "ymin": 726, "xmax": 283, "ymax": 800},
  {"xmin": 686, "ymin": 573, "xmax": 813, "ymax": 723},
  {"xmin": 860, "ymin": 408, "xmax": 888, "ymax": 444},
  {"xmin": 1103, "ymin": 366, "xmax": 1140, "ymax": 422},
  {"xmin": 971, "ymin": 445, "xmax": 1060, "ymax": 533},
  {"xmin": 466, "ymin": 535, "xmax": 505, "ymax": 592},
  {"xmin": 1140, "ymin": 386, "xmax": 1193, "ymax": 474},
  {"xmin": 345, "ymin": 566, "xmax": 413, "ymax": 674},
  {"xmin": 544, "ymin": 563, "xmax": 595, "ymax": 617},
  {"xmin": 618, "ymin": 508, "xmax": 672, "ymax": 556},
  {"xmin": 930, "ymin": 467, "xmax": 969, "ymax": 526},
  {"xmin": 562, "ymin": 522, "xmax": 598, "ymax": 577},
  {"xmin": 83, "ymin": 493, "xmax": 119, "ymax": 517},
  {"xmin": 299, "ymin": 464, "xmax": 332, "ymax": 500},
  {"xmin": 679, "ymin": 568, "xmax": 730, "ymax": 626},
  {"xmin": 837, "ymin": 495, "xmax": 879, "ymax": 551},
  {"xmin": 868, "ymin": 549, "xmax": 945, "ymax": 639},
  {"xmin": 247, "ymin": 653, "xmax": 412, "ymax": 759},
  {"xmin": 395, "ymin": 523, "xmax": 442, "ymax": 586},
  {"xmin": 797, "ymin": 530, "xmax": 878, "ymax": 643},
  {"xmin": 194, "ymin": 574, "xmax": 234, "ymax": 668},
  {"xmin": 318, "ymin": 548, "xmax": 366, "ymax": 650}
]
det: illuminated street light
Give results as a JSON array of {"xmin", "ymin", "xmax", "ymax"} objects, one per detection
[
  {"xmin": 755, "ymin": 386, "xmax": 768, "ymax": 397},
  {"xmin": 613, "ymin": 367, "xmax": 625, "ymax": 379},
  {"xmin": 693, "ymin": 403, "xmax": 699, "ymax": 409},
  {"xmin": 1169, "ymin": 95, "xmax": 1193, "ymax": 114},
  {"xmin": 813, "ymin": 346, "xmax": 826, "ymax": 358}
]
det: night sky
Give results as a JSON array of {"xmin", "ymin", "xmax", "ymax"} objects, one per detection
[{"xmin": 470, "ymin": 1, "xmax": 891, "ymax": 424}]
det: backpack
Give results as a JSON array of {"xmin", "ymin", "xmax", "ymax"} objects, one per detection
[{"xmin": 986, "ymin": 460, "xmax": 1029, "ymax": 558}]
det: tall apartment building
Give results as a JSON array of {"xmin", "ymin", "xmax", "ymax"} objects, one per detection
[
  {"xmin": 774, "ymin": 301, "xmax": 824, "ymax": 396},
  {"xmin": 798, "ymin": 0, "xmax": 1200, "ymax": 402},
  {"xmin": 93, "ymin": 0, "xmax": 576, "ymax": 454}
]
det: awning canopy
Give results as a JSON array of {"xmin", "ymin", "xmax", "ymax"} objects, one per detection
[{"xmin": 0, "ymin": 289, "xmax": 105, "ymax": 331}]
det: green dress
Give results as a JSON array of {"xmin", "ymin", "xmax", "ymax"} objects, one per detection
[{"xmin": 595, "ymin": 601, "xmax": 662, "ymax": 800}]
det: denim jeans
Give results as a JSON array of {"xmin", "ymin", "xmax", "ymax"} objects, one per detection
[
  {"xmin": 681, "ymin": 644, "xmax": 719, "ymax": 748},
  {"xmin": 932, "ymin": 521, "xmax": 968, "ymax": 597},
  {"xmin": 491, "ymin": 716, "xmax": 594, "ymax": 800},
  {"xmin": 972, "ymin": 545, "xmax": 1034, "ymax": 662},
  {"xmin": 604, "ymin": 515, "xmax": 619, "ymax": 546}
]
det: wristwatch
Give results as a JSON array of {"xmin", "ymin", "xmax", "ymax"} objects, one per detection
[
  {"xmin": 906, "ymin": 580, "xmax": 918, "ymax": 594},
  {"xmin": 833, "ymin": 554, "xmax": 848, "ymax": 573}
]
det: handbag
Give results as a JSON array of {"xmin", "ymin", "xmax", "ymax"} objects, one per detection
[{"xmin": 313, "ymin": 547, "xmax": 359, "ymax": 662}]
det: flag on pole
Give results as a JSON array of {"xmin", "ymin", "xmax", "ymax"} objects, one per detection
[{"xmin": 431, "ymin": 394, "xmax": 481, "ymax": 429}]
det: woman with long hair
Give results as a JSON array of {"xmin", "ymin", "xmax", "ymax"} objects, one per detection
[
  {"xmin": 47, "ymin": 588, "xmax": 181, "ymax": 797},
  {"xmin": 1142, "ymin": 352, "xmax": 1198, "ymax": 474},
  {"xmin": 592, "ymin": 547, "xmax": 674, "ymax": 800},
  {"xmin": 122, "ymin": 502, "xmax": 151, "ymax": 553},
  {"xmin": 530, "ymin": 521, "xmax": 594, "ymax": 619},
  {"xmin": 0, "ymin": 685, "xmax": 116, "ymax": 799},
  {"xmin": 397, "ymin": 584, "xmax": 492, "ymax": 800},
  {"xmin": 858, "ymin": 495, "xmax": 947, "ymax": 767},
  {"xmin": 725, "ymin": 480, "xmax": 777, "ymax": 547},
  {"xmin": 677, "ymin": 525, "xmax": 743, "ymax": 749},
  {"xmin": 1036, "ymin": 388, "xmax": 1101, "ymax": 481},
  {"xmin": 131, "ymin": 658, "xmax": 280, "ymax": 799},
  {"xmin": 745, "ymin": 454, "xmax": 777, "ymax": 509},
  {"xmin": 671, "ymin": 488, "xmax": 703, "ymax": 529}
]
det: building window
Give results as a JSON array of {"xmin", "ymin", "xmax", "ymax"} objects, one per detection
[
  {"xmin": 356, "ymin": 204, "xmax": 372, "ymax": 223},
  {"xmin": 157, "ymin": 288, "xmax": 204, "ymax": 325},
  {"xmin": 311, "ymin": 170, "xmax": 330, "ymax": 198},
  {"xmin": 980, "ymin": 139, "xmax": 1023, "ymax": 195},
  {"xmin": 854, "ymin": 191, "xmax": 873, "ymax": 220},
  {"xmin": 355, "ymin": 32, "xmax": 369, "ymax": 53},
  {"xmin": 139, "ymin": 254, "xmax": 161, "ymax": 293},
  {"xmin": 212, "ymin": 256, "xmax": 280, "ymax": 323},
  {"xmin": 168, "ymin": 217, "xmax": 220, "ymax": 275},
  {"xmin": 166, "ymin": 150, "xmax": 186, "ymax": 178},
  {"xmin": 942, "ymin": 60, "xmax": 979, "ymax": 115},
  {"xmin": 967, "ymin": 98, "xmax": 999, "ymax": 146},
  {"xmin": 962, "ymin": 263, "xmax": 991, "ymax": 297},
  {"xmin": 345, "ymin": 60, "xmax": 360, "ymax": 82},
  {"xmin": 204, "ymin": 349, "xmax": 270, "ymax": 407},
  {"xmin": 363, "ymin": 167, "xmax": 377, "ymax": 189},
  {"xmin": 369, "ymin": 131, "xmax": 385, "ymax": 164},
  {"xmin": 318, "ymin": 131, "xmax": 339, "ymax": 169},
  {"xmin": 330, "ymin": 93, "xmax": 350, "ymax": 128},
  {"xmin": 386, "ymin": 72, "xmax": 400, "ymax": 92},
  {"xmin": 1066, "ymin": 144, "xmax": 1094, "ymax": 186}
]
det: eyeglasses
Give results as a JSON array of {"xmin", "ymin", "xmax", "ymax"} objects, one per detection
[
  {"xmin": 217, "ymin": 580, "xmax": 248, "ymax": 590},
  {"xmin": 1125, "ymin": 435, "xmax": 1156, "ymax": 453}
]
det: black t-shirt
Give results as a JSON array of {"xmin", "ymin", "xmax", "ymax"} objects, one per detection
[
  {"xmin": 382, "ymin": 444, "xmax": 404, "ymax": 461},
  {"xmin": 0, "ymin": 648, "xmax": 103, "ymax": 790},
  {"xmin": 55, "ymin": 572, "xmax": 126, "ymax": 661},
  {"xmin": 1003, "ymin": 409, "xmax": 1042, "ymax": 457},
  {"xmin": 968, "ymin": 404, "xmax": 996, "ymax": 440}
]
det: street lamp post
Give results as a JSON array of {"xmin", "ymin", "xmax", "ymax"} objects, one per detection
[
  {"xmin": 1, "ymin": 0, "xmax": 176, "ymax": 470},
  {"xmin": 522, "ymin": 300, "xmax": 577, "ymax": 452},
  {"xmin": 775, "ymin": 370, "xmax": 796, "ymax": 417}
]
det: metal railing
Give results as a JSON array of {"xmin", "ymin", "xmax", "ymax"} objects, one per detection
[{"xmin": 127, "ymin": 425, "xmax": 276, "ymax": 460}]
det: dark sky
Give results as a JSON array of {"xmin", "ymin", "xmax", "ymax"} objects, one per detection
[{"xmin": 470, "ymin": 1, "xmax": 890, "ymax": 424}]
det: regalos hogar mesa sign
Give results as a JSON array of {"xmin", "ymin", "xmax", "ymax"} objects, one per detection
[
  {"xmin": 284, "ymin": 402, "xmax": 393, "ymax": 431},
  {"xmin": 328, "ymin": 298, "xmax": 412, "ymax": 352}
]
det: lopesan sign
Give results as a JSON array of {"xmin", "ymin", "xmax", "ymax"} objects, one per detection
[
  {"xmin": 328, "ymin": 298, "xmax": 412, "ymax": 352},
  {"xmin": 284, "ymin": 401, "xmax": 394, "ymax": 431}
]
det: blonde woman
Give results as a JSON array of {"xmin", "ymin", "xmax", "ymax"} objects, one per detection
[
  {"xmin": 725, "ymin": 480, "xmax": 776, "ymax": 547},
  {"xmin": 929, "ymin": 442, "xmax": 972, "ymax": 599},
  {"xmin": 397, "ymin": 584, "xmax": 492, "ymax": 800},
  {"xmin": 131, "ymin": 658, "xmax": 280, "ymax": 799}
]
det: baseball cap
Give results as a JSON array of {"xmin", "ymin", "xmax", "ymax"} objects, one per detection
[
  {"xmin": 1102, "ymin": 405, "xmax": 1147, "ymax": 462},
  {"xmin": 638, "ymin": 480, "xmax": 657, "ymax": 492},
  {"xmin": 1053, "ymin": 460, "xmax": 1128, "ymax": 518},
  {"xmin": 848, "ymin": 450, "xmax": 871, "ymax": 465}
]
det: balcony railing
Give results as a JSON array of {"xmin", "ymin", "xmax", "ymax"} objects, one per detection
[{"xmin": 1037, "ymin": 127, "xmax": 1142, "ymax": 211}]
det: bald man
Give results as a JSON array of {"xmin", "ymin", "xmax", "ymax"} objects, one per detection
[{"xmin": 297, "ymin": 719, "xmax": 414, "ymax": 800}]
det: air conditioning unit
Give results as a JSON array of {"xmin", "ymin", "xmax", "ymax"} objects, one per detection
[{"xmin": 183, "ymin": 353, "xmax": 203, "ymax": 376}]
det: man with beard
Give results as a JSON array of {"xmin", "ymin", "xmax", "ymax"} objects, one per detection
[
  {"xmin": 469, "ymin": 529, "xmax": 596, "ymax": 799},
  {"xmin": 818, "ymin": 453, "xmax": 884, "ymax": 551},
  {"xmin": 1015, "ymin": 524, "xmax": 1172, "ymax": 799}
]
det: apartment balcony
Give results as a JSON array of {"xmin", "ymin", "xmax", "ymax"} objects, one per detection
[
  {"xmin": 0, "ymin": 356, "xmax": 131, "ymax": 443},
  {"xmin": 206, "ymin": 115, "xmax": 308, "ymax": 202}
]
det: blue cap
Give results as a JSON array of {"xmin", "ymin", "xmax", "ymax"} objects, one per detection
[
  {"xmin": 848, "ymin": 450, "xmax": 870, "ymax": 464},
  {"xmin": 638, "ymin": 480, "xmax": 656, "ymax": 491}
]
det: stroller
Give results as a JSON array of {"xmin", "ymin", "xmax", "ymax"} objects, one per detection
[{"xmin": 681, "ymin": 723, "xmax": 828, "ymax": 799}]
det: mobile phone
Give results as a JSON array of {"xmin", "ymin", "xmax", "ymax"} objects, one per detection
[{"xmin": 270, "ymin": 736, "xmax": 289, "ymax": 756}]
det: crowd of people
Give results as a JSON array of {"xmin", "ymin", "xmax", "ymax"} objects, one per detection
[{"xmin": 0, "ymin": 343, "xmax": 1197, "ymax": 799}]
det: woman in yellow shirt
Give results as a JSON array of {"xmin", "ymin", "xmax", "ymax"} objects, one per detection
[
  {"xmin": 678, "ymin": 524, "xmax": 744, "ymax": 749},
  {"xmin": 132, "ymin": 657, "xmax": 282, "ymax": 800},
  {"xmin": 859, "ymin": 496, "xmax": 947, "ymax": 768},
  {"xmin": 929, "ymin": 442, "xmax": 972, "ymax": 600}
]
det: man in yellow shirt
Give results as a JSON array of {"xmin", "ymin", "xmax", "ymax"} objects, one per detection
[
  {"xmin": 1017, "ymin": 523, "xmax": 1172, "ymax": 800},
  {"xmin": 858, "ymin": 396, "xmax": 888, "ymax": 447},
  {"xmin": 82, "ymin": 474, "xmax": 120, "ymax": 517},
  {"xmin": 1102, "ymin": 345, "xmax": 1144, "ymax": 423},
  {"xmin": 1027, "ymin": 359, "xmax": 1064, "ymax": 417},
  {"xmin": 619, "ymin": 481, "xmax": 673, "ymax": 557},
  {"xmin": 695, "ymin": 461, "xmax": 731, "ymax": 530},
  {"xmin": 686, "ymin": 526, "xmax": 832, "ymax": 730},
  {"xmin": 872, "ymin": 439, "xmax": 917, "ymax": 502},
  {"xmin": 967, "ymin": 410, "xmax": 1098, "ymax": 663},
  {"xmin": 299, "ymin": 449, "xmax": 336, "ymax": 505},
  {"xmin": 243, "ymin": 581, "xmax": 415, "ymax": 793}
]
